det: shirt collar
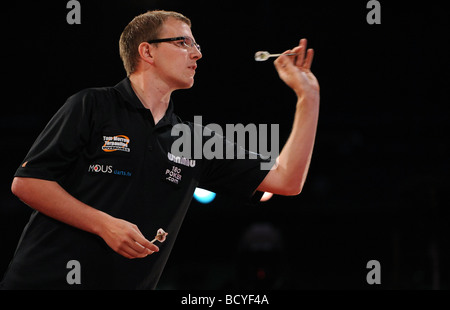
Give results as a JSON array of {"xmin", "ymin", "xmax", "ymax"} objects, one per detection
[{"xmin": 113, "ymin": 77, "xmax": 177, "ymax": 127}]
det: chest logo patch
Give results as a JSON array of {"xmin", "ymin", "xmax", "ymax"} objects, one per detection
[
  {"xmin": 102, "ymin": 135, "xmax": 130, "ymax": 153},
  {"xmin": 167, "ymin": 151, "xmax": 196, "ymax": 167}
]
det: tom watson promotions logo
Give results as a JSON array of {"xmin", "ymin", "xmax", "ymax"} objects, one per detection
[{"xmin": 102, "ymin": 135, "xmax": 130, "ymax": 153}]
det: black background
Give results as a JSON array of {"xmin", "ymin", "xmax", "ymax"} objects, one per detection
[{"xmin": 1, "ymin": 1, "xmax": 449, "ymax": 290}]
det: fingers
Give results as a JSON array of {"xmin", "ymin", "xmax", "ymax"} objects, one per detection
[
  {"xmin": 100, "ymin": 217, "xmax": 163, "ymax": 259},
  {"xmin": 126, "ymin": 227, "xmax": 159, "ymax": 259},
  {"xmin": 119, "ymin": 239, "xmax": 158, "ymax": 260},
  {"xmin": 276, "ymin": 38, "xmax": 314, "ymax": 70},
  {"xmin": 120, "ymin": 241, "xmax": 150, "ymax": 259},
  {"xmin": 134, "ymin": 235, "xmax": 160, "ymax": 253},
  {"xmin": 115, "ymin": 223, "xmax": 160, "ymax": 259},
  {"xmin": 303, "ymin": 48, "xmax": 314, "ymax": 70},
  {"xmin": 133, "ymin": 225, "xmax": 160, "ymax": 253},
  {"xmin": 293, "ymin": 38, "xmax": 306, "ymax": 67},
  {"xmin": 273, "ymin": 51, "xmax": 289, "ymax": 71}
]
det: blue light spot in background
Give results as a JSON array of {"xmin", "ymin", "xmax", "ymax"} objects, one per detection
[{"xmin": 193, "ymin": 188, "xmax": 216, "ymax": 204}]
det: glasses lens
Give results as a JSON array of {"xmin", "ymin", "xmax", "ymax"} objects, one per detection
[
  {"xmin": 184, "ymin": 37, "xmax": 193, "ymax": 47},
  {"xmin": 183, "ymin": 37, "xmax": 200, "ymax": 52}
]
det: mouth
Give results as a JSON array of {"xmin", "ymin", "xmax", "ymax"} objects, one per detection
[{"xmin": 188, "ymin": 64, "xmax": 197, "ymax": 71}]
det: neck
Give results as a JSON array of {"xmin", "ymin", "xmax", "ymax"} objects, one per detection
[{"xmin": 129, "ymin": 71, "xmax": 172, "ymax": 124}]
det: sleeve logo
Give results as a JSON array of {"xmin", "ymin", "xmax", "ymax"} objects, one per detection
[{"xmin": 102, "ymin": 135, "xmax": 131, "ymax": 153}]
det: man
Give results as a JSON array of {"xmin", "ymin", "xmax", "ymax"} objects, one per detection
[{"xmin": 1, "ymin": 10, "xmax": 319, "ymax": 289}]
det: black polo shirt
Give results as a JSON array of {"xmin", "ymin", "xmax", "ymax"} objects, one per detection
[{"xmin": 1, "ymin": 78, "xmax": 271, "ymax": 289}]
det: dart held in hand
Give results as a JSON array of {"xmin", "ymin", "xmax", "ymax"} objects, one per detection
[
  {"xmin": 255, "ymin": 51, "xmax": 297, "ymax": 61},
  {"xmin": 150, "ymin": 228, "xmax": 168, "ymax": 243}
]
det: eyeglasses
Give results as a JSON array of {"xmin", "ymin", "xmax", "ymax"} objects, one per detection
[{"xmin": 147, "ymin": 36, "xmax": 201, "ymax": 53}]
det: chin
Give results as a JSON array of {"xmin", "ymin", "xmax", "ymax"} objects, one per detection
[{"xmin": 176, "ymin": 79, "xmax": 195, "ymax": 90}]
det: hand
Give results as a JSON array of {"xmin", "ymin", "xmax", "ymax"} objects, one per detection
[
  {"xmin": 274, "ymin": 38, "xmax": 320, "ymax": 99},
  {"xmin": 98, "ymin": 216, "xmax": 159, "ymax": 259}
]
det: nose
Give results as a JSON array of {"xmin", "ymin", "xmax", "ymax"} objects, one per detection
[{"xmin": 191, "ymin": 47, "xmax": 202, "ymax": 60}]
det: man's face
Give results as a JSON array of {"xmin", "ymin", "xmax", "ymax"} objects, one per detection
[{"xmin": 152, "ymin": 18, "xmax": 202, "ymax": 90}]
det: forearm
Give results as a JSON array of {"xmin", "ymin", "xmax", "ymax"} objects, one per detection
[
  {"xmin": 11, "ymin": 177, "xmax": 110, "ymax": 236},
  {"xmin": 276, "ymin": 93, "xmax": 319, "ymax": 193},
  {"xmin": 257, "ymin": 38, "xmax": 320, "ymax": 196},
  {"xmin": 11, "ymin": 177, "xmax": 158, "ymax": 258}
]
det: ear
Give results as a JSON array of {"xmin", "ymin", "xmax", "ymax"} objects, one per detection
[{"xmin": 137, "ymin": 42, "xmax": 155, "ymax": 65}]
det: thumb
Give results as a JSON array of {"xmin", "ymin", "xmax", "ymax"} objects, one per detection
[{"xmin": 274, "ymin": 50, "xmax": 292, "ymax": 68}]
